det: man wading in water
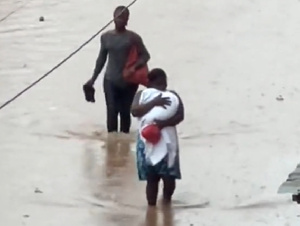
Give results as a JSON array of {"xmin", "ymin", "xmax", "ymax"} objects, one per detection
[{"xmin": 85, "ymin": 6, "xmax": 150, "ymax": 134}]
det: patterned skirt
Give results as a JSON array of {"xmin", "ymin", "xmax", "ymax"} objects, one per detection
[{"xmin": 136, "ymin": 134, "xmax": 182, "ymax": 181}]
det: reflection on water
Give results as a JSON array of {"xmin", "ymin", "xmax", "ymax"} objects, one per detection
[
  {"xmin": 83, "ymin": 132, "xmax": 135, "ymax": 202},
  {"xmin": 31, "ymin": 127, "xmax": 206, "ymax": 225},
  {"xmin": 103, "ymin": 134, "xmax": 131, "ymax": 178},
  {"xmin": 101, "ymin": 203, "xmax": 176, "ymax": 226},
  {"xmin": 83, "ymin": 131, "xmax": 177, "ymax": 226},
  {"xmin": 161, "ymin": 204, "xmax": 175, "ymax": 226},
  {"xmin": 143, "ymin": 204, "xmax": 174, "ymax": 226}
]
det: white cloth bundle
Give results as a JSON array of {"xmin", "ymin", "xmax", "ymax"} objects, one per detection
[{"xmin": 139, "ymin": 88, "xmax": 179, "ymax": 167}]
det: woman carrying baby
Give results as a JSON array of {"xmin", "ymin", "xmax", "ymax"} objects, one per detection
[{"xmin": 131, "ymin": 68, "xmax": 184, "ymax": 206}]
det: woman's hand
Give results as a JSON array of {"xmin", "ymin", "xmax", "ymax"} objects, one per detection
[
  {"xmin": 153, "ymin": 91, "xmax": 184, "ymax": 129},
  {"xmin": 131, "ymin": 93, "xmax": 171, "ymax": 118},
  {"xmin": 154, "ymin": 119, "xmax": 165, "ymax": 129},
  {"xmin": 152, "ymin": 94, "xmax": 171, "ymax": 108}
]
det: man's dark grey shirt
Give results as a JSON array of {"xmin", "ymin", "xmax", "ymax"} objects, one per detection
[{"xmin": 93, "ymin": 30, "xmax": 150, "ymax": 87}]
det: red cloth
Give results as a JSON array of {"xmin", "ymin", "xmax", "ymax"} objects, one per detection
[
  {"xmin": 123, "ymin": 46, "xmax": 148, "ymax": 87},
  {"xmin": 141, "ymin": 124, "xmax": 161, "ymax": 144}
]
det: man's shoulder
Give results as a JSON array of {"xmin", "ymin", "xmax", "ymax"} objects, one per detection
[
  {"xmin": 102, "ymin": 30, "xmax": 115, "ymax": 37},
  {"xmin": 101, "ymin": 30, "xmax": 141, "ymax": 39},
  {"xmin": 126, "ymin": 30, "xmax": 142, "ymax": 39}
]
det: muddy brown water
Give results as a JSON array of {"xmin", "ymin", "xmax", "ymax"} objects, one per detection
[{"xmin": 1, "ymin": 0, "xmax": 300, "ymax": 225}]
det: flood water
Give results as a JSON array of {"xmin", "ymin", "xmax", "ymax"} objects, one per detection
[{"xmin": 1, "ymin": 0, "xmax": 300, "ymax": 225}]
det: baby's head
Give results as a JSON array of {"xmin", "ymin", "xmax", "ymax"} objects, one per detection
[{"xmin": 148, "ymin": 68, "xmax": 167, "ymax": 91}]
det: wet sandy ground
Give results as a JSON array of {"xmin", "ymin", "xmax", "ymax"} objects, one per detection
[{"xmin": 1, "ymin": 0, "xmax": 300, "ymax": 225}]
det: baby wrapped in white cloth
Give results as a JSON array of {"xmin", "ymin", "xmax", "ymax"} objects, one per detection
[{"xmin": 139, "ymin": 88, "xmax": 179, "ymax": 167}]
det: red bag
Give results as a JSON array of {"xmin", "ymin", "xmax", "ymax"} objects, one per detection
[{"xmin": 123, "ymin": 45, "xmax": 148, "ymax": 87}]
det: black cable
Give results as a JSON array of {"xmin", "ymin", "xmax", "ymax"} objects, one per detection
[
  {"xmin": 0, "ymin": 0, "xmax": 137, "ymax": 110},
  {"xmin": 0, "ymin": 2, "xmax": 29, "ymax": 23}
]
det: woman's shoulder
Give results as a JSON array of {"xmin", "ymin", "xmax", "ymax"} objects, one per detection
[
  {"xmin": 168, "ymin": 89, "xmax": 179, "ymax": 96},
  {"xmin": 167, "ymin": 90, "xmax": 183, "ymax": 102}
]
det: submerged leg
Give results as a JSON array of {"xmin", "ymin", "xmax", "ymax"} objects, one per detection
[
  {"xmin": 103, "ymin": 79, "xmax": 119, "ymax": 132},
  {"xmin": 146, "ymin": 171, "xmax": 160, "ymax": 206},
  {"xmin": 162, "ymin": 176, "xmax": 176, "ymax": 202},
  {"xmin": 119, "ymin": 84, "xmax": 138, "ymax": 133}
]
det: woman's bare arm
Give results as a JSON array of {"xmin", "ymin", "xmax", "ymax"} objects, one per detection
[
  {"xmin": 131, "ymin": 91, "xmax": 171, "ymax": 118},
  {"xmin": 155, "ymin": 91, "xmax": 184, "ymax": 128},
  {"xmin": 131, "ymin": 91, "xmax": 155, "ymax": 118}
]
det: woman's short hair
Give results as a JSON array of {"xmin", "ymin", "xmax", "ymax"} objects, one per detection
[{"xmin": 148, "ymin": 68, "xmax": 167, "ymax": 82}]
